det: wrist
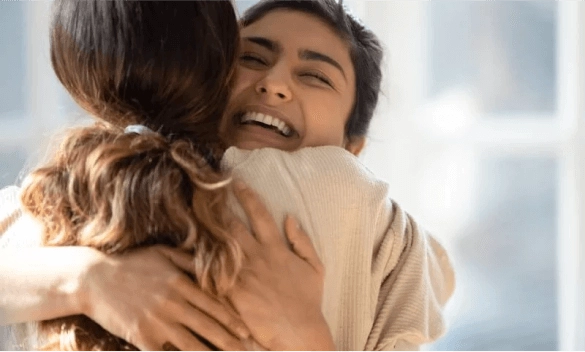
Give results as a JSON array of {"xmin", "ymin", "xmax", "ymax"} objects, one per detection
[{"xmin": 73, "ymin": 247, "xmax": 108, "ymax": 317}]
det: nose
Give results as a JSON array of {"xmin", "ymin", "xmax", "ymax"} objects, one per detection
[{"xmin": 255, "ymin": 68, "xmax": 292, "ymax": 104}]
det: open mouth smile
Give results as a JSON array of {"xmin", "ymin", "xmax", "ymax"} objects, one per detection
[{"xmin": 237, "ymin": 111, "xmax": 296, "ymax": 137}]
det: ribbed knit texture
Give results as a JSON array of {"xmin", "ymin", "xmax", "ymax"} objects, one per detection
[
  {"xmin": 0, "ymin": 146, "xmax": 454, "ymax": 350},
  {"xmin": 0, "ymin": 186, "xmax": 24, "ymax": 249},
  {"xmin": 222, "ymin": 147, "xmax": 455, "ymax": 350}
]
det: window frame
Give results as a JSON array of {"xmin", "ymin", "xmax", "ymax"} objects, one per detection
[
  {"xmin": 0, "ymin": 2, "xmax": 67, "ymax": 160},
  {"xmin": 359, "ymin": 1, "xmax": 585, "ymax": 350}
]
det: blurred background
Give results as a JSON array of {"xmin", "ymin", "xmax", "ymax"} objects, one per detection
[{"xmin": 1, "ymin": 1, "xmax": 584, "ymax": 350}]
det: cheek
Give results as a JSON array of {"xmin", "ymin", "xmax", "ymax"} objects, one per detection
[
  {"xmin": 306, "ymin": 98, "xmax": 347, "ymax": 146},
  {"xmin": 232, "ymin": 67, "xmax": 260, "ymax": 97}
]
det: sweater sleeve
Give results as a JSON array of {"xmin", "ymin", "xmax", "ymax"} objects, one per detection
[
  {"xmin": 0, "ymin": 186, "xmax": 42, "ymax": 250},
  {"xmin": 366, "ymin": 200, "xmax": 455, "ymax": 351},
  {"xmin": 0, "ymin": 186, "xmax": 24, "ymax": 247},
  {"xmin": 223, "ymin": 147, "xmax": 456, "ymax": 350},
  {"xmin": 0, "ymin": 185, "xmax": 42, "ymax": 351}
]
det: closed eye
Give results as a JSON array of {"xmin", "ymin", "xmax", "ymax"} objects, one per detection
[
  {"xmin": 239, "ymin": 53, "xmax": 267, "ymax": 66},
  {"xmin": 301, "ymin": 71, "xmax": 333, "ymax": 88}
]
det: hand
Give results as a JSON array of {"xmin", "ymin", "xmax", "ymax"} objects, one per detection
[
  {"xmin": 78, "ymin": 245, "xmax": 250, "ymax": 351},
  {"xmin": 228, "ymin": 181, "xmax": 335, "ymax": 351}
]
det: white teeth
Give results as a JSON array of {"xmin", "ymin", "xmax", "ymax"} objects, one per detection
[
  {"xmin": 263, "ymin": 114, "xmax": 273, "ymax": 125},
  {"xmin": 240, "ymin": 111, "xmax": 293, "ymax": 136}
]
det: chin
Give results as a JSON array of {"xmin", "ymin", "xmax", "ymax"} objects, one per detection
[
  {"xmin": 234, "ymin": 140, "xmax": 273, "ymax": 150},
  {"xmin": 232, "ymin": 139, "xmax": 289, "ymax": 151}
]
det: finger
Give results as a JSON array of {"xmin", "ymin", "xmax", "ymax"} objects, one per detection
[
  {"xmin": 162, "ymin": 324, "xmax": 213, "ymax": 351},
  {"xmin": 173, "ymin": 275, "xmax": 251, "ymax": 340},
  {"xmin": 229, "ymin": 217, "xmax": 257, "ymax": 256},
  {"xmin": 133, "ymin": 337, "xmax": 163, "ymax": 351},
  {"xmin": 232, "ymin": 180, "xmax": 282, "ymax": 245},
  {"xmin": 130, "ymin": 328, "xmax": 173, "ymax": 351},
  {"xmin": 155, "ymin": 246, "xmax": 195, "ymax": 273},
  {"xmin": 162, "ymin": 342, "xmax": 178, "ymax": 351},
  {"xmin": 284, "ymin": 215, "xmax": 324, "ymax": 275},
  {"xmin": 171, "ymin": 301, "xmax": 248, "ymax": 351},
  {"xmin": 226, "ymin": 283, "xmax": 257, "ymax": 314}
]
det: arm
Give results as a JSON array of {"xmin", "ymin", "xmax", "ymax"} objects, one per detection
[
  {"xmin": 0, "ymin": 246, "xmax": 100, "ymax": 325},
  {"xmin": 365, "ymin": 202, "xmax": 455, "ymax": 351},
  {"xmin": 0, "ymin": 185, "xmax": 250, "ymax": 351},
  {"xmin": 0, "ymin": 244, "xmax": 251, "ymax": 350},
  {"xmin": 0, "ymin": 187, "xmax": 82, "ymax": 325},
  {"xmin": 220, "ymin": 147, "xmax": 455, "ymax": 350}
]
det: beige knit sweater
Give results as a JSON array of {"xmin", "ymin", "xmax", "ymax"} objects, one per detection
[{"xmin": 0, "ymin": 146, "xmax": 455, "ymax": 351}]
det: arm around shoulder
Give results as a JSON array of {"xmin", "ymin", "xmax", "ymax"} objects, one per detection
[
  {"xmin": 0, "ymin": 245, "xmax": 105, "ymax": 325},
  {"xmin": 0, "ymin": 185, "xmax": 102, "ymax": 325}
]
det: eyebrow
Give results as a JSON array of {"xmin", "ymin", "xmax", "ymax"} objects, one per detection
[
  {"xmin": 243, "ymin": 36, "xmax": 347, "ymax": 81},
  {"xmin": 299, "ymin": 49, "xmax": 346, "ymax": 80},
  {"xmin": 244, "ymin": 36, "xmax": 281, "ymax": 53}
]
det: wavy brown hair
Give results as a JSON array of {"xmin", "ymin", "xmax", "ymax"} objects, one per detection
[{"xmin": 19, "ymin": 0, "xmax": 241, "ymax": 350}]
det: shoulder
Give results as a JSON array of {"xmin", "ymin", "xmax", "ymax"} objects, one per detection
[
  {"xmin": 0, "ymin": 186, "xmax": 24, "ymax": 246},
  {"xmin": 222, "ymin": 146, "xmax": 388, "ymax": 196},
  {"xmin": 222, "ymin": 146, "xmax": 368, "ymax": 172},
  {"xmin": 0, "ymin": 185, "xmax": 21, "ymax": 207},
  {"xmin": 0, "ymin": 185, "xmax": 22, "ymax": 227}
]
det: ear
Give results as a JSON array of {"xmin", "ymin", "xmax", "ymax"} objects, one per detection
[{"xmin": 344, "ymin": 136, "xmax": 366, "ymax": 156}]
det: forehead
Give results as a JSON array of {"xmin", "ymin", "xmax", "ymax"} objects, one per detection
[{"xmin": 241, "ymin": 10, "xmax": 354, "ymax": 71}]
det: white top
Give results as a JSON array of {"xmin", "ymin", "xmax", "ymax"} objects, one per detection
[{"xmin": 0, "ymin": 146, "xmax": 455, "ymax": 350}]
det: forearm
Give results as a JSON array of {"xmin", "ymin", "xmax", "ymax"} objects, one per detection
[{"xmin": 0, "ymin": 246, "xmax": 100, "ymax": 325}]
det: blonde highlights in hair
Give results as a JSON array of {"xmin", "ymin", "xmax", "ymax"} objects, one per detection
[
  {"xmin": 23, "ymin": 0, "xmax": 242, "ymax": 347},
  {"xmin": 21, "ymin": 123, "xmax": 242, "ymax": 350}
]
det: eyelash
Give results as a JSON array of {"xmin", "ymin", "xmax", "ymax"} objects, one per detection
[
  {"xmin": 239, "ymin": 53, "xmax": 267, "ymax": 65},
  {"xmin": 302, "ymin": 71, "xmax": 333, "ymax": 87},
  {"xmin": 239, "ymin": 53, "xmax": 334, "ymax": 88}
]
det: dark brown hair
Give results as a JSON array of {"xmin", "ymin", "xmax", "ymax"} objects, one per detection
[
  {"xmin": 241, "ymin": 0, "xmax": 384, "ymax": 139},
  {"xmin": 19, "ymin": 0, "xmax": 240, "ymax": 350}
]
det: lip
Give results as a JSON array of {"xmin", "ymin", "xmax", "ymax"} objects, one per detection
[{"xmin": 235, "ymin": 105, "xmax": 299, "ymax": 138}]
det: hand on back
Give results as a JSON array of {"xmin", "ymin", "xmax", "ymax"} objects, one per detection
[
  {"xmin": 80, "ymin": 245, "xmax": 250, "ymax": 351},
  {"xmin": 227, "ymin": 180, "xmax": 335, "ymax": 351},
  {"xmin": 79, "ymin": 180, "xmax": 333, "ymax": 351}
]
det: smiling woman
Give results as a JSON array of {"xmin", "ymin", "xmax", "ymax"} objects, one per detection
[
  {"xmin": 221, "ymin": 9, "xmax": 356, "ymax": 151},
  {"xmin": 220, "ymin": 0, "xmax": 384, "ymax": 156},
  {"xmin": 240, "ymin": 112, "xmax": 294, "ymax": 137}
]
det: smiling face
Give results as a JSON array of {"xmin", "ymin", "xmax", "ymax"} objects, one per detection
[{"xmin": 220, "ymin": 9, "xmax": 361, "ymax": 153}]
